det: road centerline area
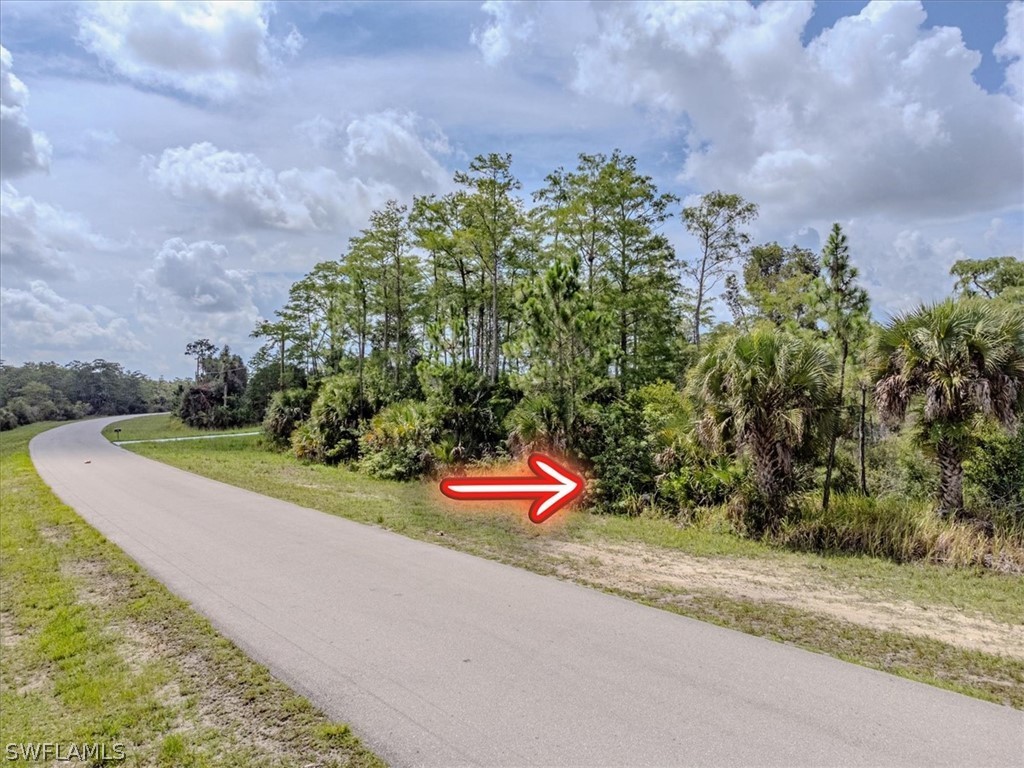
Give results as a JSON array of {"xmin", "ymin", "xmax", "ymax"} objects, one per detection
[{"xmin": 30, "ymin": 417, "xmax": 1024, "ymax": 767}]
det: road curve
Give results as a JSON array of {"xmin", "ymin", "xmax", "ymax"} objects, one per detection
[{"xmin": 30, "ymin": 417, "xmax": 1023, "ymax": 767}]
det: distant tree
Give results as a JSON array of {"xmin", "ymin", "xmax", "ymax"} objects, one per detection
[
  {"xmin": 723, "ymin": 274, "xmax": 748, "ymax": 330},
  {"xmin": 454, "ymin": 153, "xmax": 527, "ymax": 383},
  {"xmin": 184, "ymin": 339, "xmax": 217, "ymax": 382},
  {"xmin": 513, "ymin": 254, "xmax": 613, "ymax": 451},
  {"xmin": 742, "ymin": 242, "xmax": 821, "ymax": 330},
  {"xmin": 178, "ymin": 345, "xmax": 248, "ymax": 428},
  {"xmin": 816, "ymin": 224, "xmax": 870, "ymax": 511},
  {"xmin": 950, "ymin": 256, "xmax": 1024, "ymax": 303},
  {"xmin": 681, "ymin": 192, "xmax": 758, "ymax": 349},
  {"xmin": 533, "ymin": 151, "xmax": 681, "ymax": 388},
  {"xmin": 872, "ymin": 300, "xmax": 1024, "ymax": 518}
]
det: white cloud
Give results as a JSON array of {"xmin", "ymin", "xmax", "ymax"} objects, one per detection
[
  {"xmin": 0, "ymin": 183, "xmax": 114, "ymax": 281},
  {"xmin": 0, "ymin": 280, "xmax": 143, "ymax": 354},
  {"xmin": 856, "ymin": 227, "xmax": 968, "ymax": 312},
  {"xmin": 148, "ymin": 112, "xmax": 451, "ymax": 232},
  {"xmin": 995, "ymin": 0, "xmax": 1024, "ymax": 99},
  {"xmin": 471, "ymin": 1, "xmax": 536, "ymax": 65},
  {"xmin": 147, "ymin": 238, "xmax": 256, "ymax": 314},
  {"xmin": 76, "ymin": 0, "xmax": 301, "ymax": 101},
  {"xmin": 145, "ymin": 142, "xmax": 330, "ymax": 231},
  {"xmin": 300, "ymin": 110, "xmax": 452, "ymax": 188},
  {"xmin": 134, "ymin": 238, "xmax": 262, "ymax": 347},
  {"xmin": 566, "ymin": 1, "xmax": 1023, "ymax": 223},
  {"xmin": 0, "ymin": 45, "xmax": 52, "ymax": 177}
]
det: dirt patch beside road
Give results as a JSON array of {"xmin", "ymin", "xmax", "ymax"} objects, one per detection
[{"xmin": 547, "ymin": 540, "xmax": 1024, "ymax": 660}]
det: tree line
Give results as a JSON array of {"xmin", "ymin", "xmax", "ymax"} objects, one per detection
[
  {"xmin": 0, "ymin": 360, "xmax": 182, "ymax": 430},
  {"xmin": 181, "ymin": 150, "xmax": 1022, "ymax": 562}
]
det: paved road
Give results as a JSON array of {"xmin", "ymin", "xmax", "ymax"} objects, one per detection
[{"xmin": 30, "ymin": 417, "xmax": 1023, "ymax": 767}]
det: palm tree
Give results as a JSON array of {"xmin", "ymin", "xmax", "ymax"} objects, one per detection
[
  {"xmin": 872, "ymin": 299, "xmax": 1024, "ymax": 518},
  {"xmin": 690, "ymin": 329, "xmax": 836, "ymax": 531}
]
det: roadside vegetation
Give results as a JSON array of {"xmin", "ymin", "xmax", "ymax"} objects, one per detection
[
  {"xmin": 0, "ymin": 360, "xmax": 184, "ymax": 432},
  {"xmin": 0, "ymin": 422, "xmax": 384, "ymax": 767},
  {"xmin": 172, "ymin": 152, "xmax": 1022, "ymax": 574},
  {"xmin": 119, "ymin": 415, "xmax": 1024, "ymax": 708}
]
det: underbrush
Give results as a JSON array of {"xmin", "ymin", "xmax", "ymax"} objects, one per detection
[{"xmin": 775, "ymin": 494, "xmax": 1024, "ymax": 572}]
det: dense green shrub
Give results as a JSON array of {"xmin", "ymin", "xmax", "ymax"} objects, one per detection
[
  {"xmin": 418, "ymin": 361, "xmax": 517, "ymax": 459},
  {"xmin": 505, "ymin": 394, "xmax": 566, "ymax": 454},
  {"xmin": 358, "ymin": 400, "xmax": 436, "ymax": 480},
  {"xmin": 263, "ymin": 388, "xmax": 316, "ymax": 447},
  {"xmin": 582, "ymin": 402, "xmax": 656, "ymax": 513},
  {"xmin": 178, "ymin": 385, "xmax": 218, "ymax": 429},
  {"xmin": 964, "ymin": 424, "xmax": 1024, "ymax": 530},
  {"xmin": 293, "ymin": 375, "xmax": 365, "ymax": 464},
  {"xmin": 866, "ymin": 429, "xmax": 937, "ymax": 502},
  {"xmin": 660, "ymin": 457, "xmax": 748, "ymax": 511},
  {"xmin": 243, "ymin": 364, "xmax": 306, "ymax": 423},
  {"xmin": 0, "ymin": 408, "xmax": 19, "ymax": 431},
  {"xmin": 178, "ymin": 384, "xmax": 250, "ymax": 429}
]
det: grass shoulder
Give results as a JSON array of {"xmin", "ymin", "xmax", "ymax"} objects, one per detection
[
  {"xmin": 1, "ymin": 422, "xmax": 384, "ymax": 767},
  {"xmin": 116, "ymin": 415, "xmax": 1024, "ymax": 708},
  {"xmin": 101, "ymin": 414, "xmax": 260, "ymax": 443}
]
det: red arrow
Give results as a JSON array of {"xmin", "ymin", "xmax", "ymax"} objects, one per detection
[{"xmin": 439, "ymin": 454, "xmax": 584, "ymax": 524}]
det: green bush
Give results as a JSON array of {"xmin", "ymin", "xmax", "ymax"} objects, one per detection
[
  {"xmin": 358, "ymin": 400, "xmax": 437, "ymax": 480},
  {"xmin": 867, "ymin": 429, "xmax": 936, "ymax": 502},
  {"xmin": 244, "ymin": 363, "xmax": 306, "ymax": 423},
  {"xmin": 292, "ymin": 375, "xmax": 365, "ymax": 465},
  {"xmin": 575, "ymin": 391, "xmax": 660, "ymax": 514},
  {"xmin": 505, "ymin": 394, "xmax": 566, "ymax": 455},
  {"xmin": 262, "ymin": 388, "xmax": 316, "ymax": 447},
  {"xmin": 964, "ymin": 424, "xmax": 1024, "ymax": 531},
  {"xmin": 418, "ymin": 361, "xmax": 517, "ymax": 459},
  {"xmin": 660, "ymin": 457, "xmax": 748, "ymax": 511},
  {"xmin": 177, "ymin": 385, "xmax": 218, "ymax": 428},
  {"xmin": 0, "ymin": 408, "xmax": 18, "ymax": 431}
]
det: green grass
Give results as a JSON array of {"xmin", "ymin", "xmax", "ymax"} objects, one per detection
[
  {"xmin": 101, "ymin": 414, "xmax": 259, "ymax": 443},
  {"xmin": 115, "ymin": 415, "xmax": 1024, "ymax": 708},
  {"xmin": 0, "ymin": 422, "xmax": 385, "ymax": 767}
]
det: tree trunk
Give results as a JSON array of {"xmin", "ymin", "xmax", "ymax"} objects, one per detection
[
  {"xmin": 750, "ymin": 437, "xmax": 791, "ymax": 534},
  {"xmin": 490, "ymin": 258, "xmax": 500, "ymax": 384},
  {"xmin": 279, "ymin": 335, "xmax": 285, "ymax": 391},
  {"xmin": 692, "ymin": 248, "xmax": 709, "ymax": 349},
  {"xmin": 859, "ymin": 384, "xmax": 869, "ymax": 496},
  {"xmin": 936, "ymin": 439, "xmax": 965, "ymax": 518},
  {"xmin": 394, "ymin": 248, "xmax": 403, "ymax": 391},
  {"xmin": 822, "ymin": 342, "xmax": 848, "ymax": 511},
  {"xmin": 358, "ymin": 296, "xmax": 367, "ymax": 418}
]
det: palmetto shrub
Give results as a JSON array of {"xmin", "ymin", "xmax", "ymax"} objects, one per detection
[
  {"xmin": 293, "ymin": 375, "xmax": 364, "ymax": 464},
  {"xmin": 358, "ymin": 399, "xmax": 437, "ymax": 480},
  {"xmin": 689, "ymin": 329, "xmax": 836, "ymax": 534},
  {"xmin": 263, "ymin": 387, "xmax": 316, "ymax": 448}
]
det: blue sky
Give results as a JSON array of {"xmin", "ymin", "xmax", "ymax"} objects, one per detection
[{"xmin": 1, "ymin": 0, "xmax": 1021, "ymax": 378}]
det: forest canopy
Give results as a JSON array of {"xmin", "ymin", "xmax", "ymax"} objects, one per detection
[
  {"xmin": 0, "ymin": 360, "xmax": 183, "ymax": 430},
  {"xmin": 232, "ymin": 151, "xmax": 1023, "ymax": 568}
]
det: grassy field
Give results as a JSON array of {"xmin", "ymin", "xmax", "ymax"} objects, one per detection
[
  {"xmin": 101, "ymin": 415, "xmax": 259, "ymax": 443},
  {"xmin": 115, "ymin": 414, "xmax": 1024, "ymax": 709},
  {"xmin": 0, "ymin": 421, "xmax": 384, "ymax": 767}
]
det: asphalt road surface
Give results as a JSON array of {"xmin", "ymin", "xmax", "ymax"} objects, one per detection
[{"xmin": 30, "ymin": 417, "xmax": 1024, "ymax": 767}]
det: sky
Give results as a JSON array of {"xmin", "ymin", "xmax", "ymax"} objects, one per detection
[{"xmin": 0, "ymin": 0, "xmax": 1021, "ymax": 379}]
